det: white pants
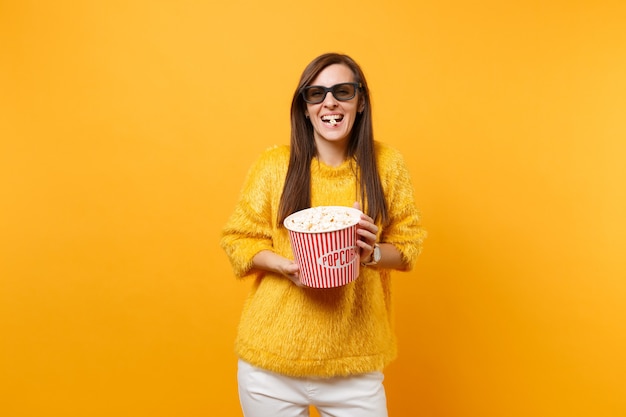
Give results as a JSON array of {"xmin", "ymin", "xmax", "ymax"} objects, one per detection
[{"xmin": 237, "ymin": 359, "xmax": 389, "ymax": 417}]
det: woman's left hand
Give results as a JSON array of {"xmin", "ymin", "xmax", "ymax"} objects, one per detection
[{"xmin": 353, "ymin": 202, "xmax": 378, "ymax": 263}]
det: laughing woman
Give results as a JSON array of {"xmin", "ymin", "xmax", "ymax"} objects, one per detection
[{"xmin": 220, "ymin": 52, "xmax": 426, "ymax": 417}]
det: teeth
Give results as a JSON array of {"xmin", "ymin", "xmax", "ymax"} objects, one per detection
[{"xmin": 322, "ymin": 115, "xmax": 342, "ymax": 125}]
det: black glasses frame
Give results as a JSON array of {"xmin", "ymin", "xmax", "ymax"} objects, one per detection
[{"xmin": 301, "ymin": 82, "xmax": 362, "ymax": 104}]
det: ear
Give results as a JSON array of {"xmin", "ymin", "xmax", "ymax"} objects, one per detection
[{"xmin": 358, "ymin": 99, "xmax": 365, "ymax": 113}]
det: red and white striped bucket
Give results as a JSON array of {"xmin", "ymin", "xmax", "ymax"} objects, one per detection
[{"xmin": 284, "ymin": 206, "xmax": 361, "ymax": 288}]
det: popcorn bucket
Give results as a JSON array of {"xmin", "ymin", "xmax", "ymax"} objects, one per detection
[{"xmin": 284, "ymin": 206, "xmax": 361, "ymax": 288}]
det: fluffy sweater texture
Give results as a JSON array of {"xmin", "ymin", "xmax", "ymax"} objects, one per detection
[{"xmin": 220, "ymin": 142, "xmax": 425, "ymax": 378}]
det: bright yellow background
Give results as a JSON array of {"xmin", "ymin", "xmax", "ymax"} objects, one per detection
[{"xmin": 1, "ymin": 1, "xmax": 625, "ymax": 416}]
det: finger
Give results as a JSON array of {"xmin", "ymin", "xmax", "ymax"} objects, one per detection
[
  {"xmin": 291, "ymin": 273, "xmax": 304, "ymax": 287},
  {"xmin": 356, "ymin": 239, "xmax": 375, "ymax": 251},
  {"xmin": 358, "ymin": 211, "xmax": 375, "ymax": 223},
  {"xmin": 357, "ymin": 222, "xmax": 378, "ymax": 238},
  {"xmin": 357, "ymin": 211, "xmax": 374, "ymax": 223},
  {"xmin": 283, "ymin": 260, "xmax": 300, "ymax": 272},
  {"xmin": 357, "ymin": 227, "xmax": 377, "ymax": 241}
]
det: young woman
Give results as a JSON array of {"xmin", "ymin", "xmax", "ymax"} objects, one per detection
[{"xmin": 221, "ymin": 52, "xmax": 426, "ymax": 417}]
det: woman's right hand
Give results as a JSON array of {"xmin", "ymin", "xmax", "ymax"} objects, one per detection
[
  {"xmin": 276, "ymin": 259, "xmax": 302, "ymax": 286},
  {"xmin": 252, "ymin": 250, "xmax": 302, "ymax": 286}
]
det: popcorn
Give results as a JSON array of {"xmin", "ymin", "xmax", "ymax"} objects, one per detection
[{"xmin": 285, "ymin": 206, "xmax": 360, "ymax": 233}]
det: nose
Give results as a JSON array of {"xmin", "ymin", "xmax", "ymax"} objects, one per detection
[{"xmin": 322, "ymin": 91, "xmax": 338, "ymax": 107}]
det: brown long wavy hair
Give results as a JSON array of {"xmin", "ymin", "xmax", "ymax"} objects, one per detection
[{"xmin": 277, "ymin": 53, "xmax": 388, "ymax": 226}]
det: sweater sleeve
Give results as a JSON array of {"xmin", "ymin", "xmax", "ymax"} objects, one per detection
[
  {"xmin": 220, "ymin": 147, "xmax": 284, "ymax": 278},
  {"xmin": 378, "ymin": 145, "xmax": 427, "ymax": 271}
]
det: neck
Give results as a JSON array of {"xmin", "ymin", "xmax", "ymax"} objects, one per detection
[{"xmin": 315, "ymin": 139, "xmax": 348, "ymax": 167}]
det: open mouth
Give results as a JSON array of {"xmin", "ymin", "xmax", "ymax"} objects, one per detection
[{"xmin": 321, "ymin": 114, "xmax": 344, "ymax": 126}]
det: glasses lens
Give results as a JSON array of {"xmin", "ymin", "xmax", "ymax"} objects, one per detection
[
  {"xmin": 304, "ymin": 87, "xmax": 326, "ymax": 103},
  {"xmin": 333, "ymin": 83, "xmax": 356, "ymax": 100}
]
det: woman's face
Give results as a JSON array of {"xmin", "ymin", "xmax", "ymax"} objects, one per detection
[{"xmin": 304, "ymin": 64, "xmax": 363, "ymax": 148}]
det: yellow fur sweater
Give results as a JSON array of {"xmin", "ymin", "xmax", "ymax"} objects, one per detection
[{"xmin": 220, "ymin": 142, "xmax": 425, "ymax": 377}]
